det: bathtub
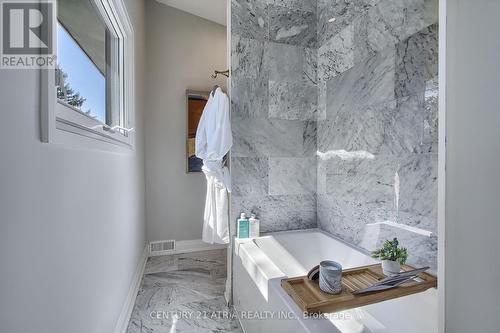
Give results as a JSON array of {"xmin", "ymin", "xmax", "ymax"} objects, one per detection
[{"xmin": 233, "ymin": 229, "xmax": 437, "ymax": 333}]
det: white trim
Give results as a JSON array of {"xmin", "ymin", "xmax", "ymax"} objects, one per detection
[
  {"xmin": 113, "ymin": 245, "xmax": 148, "ymax": 333},
  {"xmin": 437, "ymin": 0, "xmax": 447, "ymax": 332},
  {"xmin": 41, "ymin": 0, "xmax": 135, "ymax": 152},
  {"xmin": 225, "ymin": 0, "xmax": 232, "ymax": 307},
  {"xmin": 148, "ymin": 239, "xmax": 227, "ymax": 257}
]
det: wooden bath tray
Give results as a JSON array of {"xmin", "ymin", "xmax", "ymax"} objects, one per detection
[{"xmin": 281, "ymin": 264, "xmax": 437, "ymax": 314}]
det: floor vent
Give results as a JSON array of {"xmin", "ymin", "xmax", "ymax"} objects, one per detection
[{"xmin": 150, "ymin": 240, "xmax": 176, "ymax": 254}]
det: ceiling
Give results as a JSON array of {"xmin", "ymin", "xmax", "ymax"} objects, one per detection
[{"xmin": 155, "ymin": 0, "xmax": 227, "ymax": 26}]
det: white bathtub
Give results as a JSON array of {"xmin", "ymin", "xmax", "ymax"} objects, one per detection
[{"xmin": 233, "ymin": 229, "xmax": 437, "ymax": 333}]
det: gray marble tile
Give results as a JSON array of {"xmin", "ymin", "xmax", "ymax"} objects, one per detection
[
  {"xmin": 317, "ymin": 0, "xmax": 376, "ymax": 47},
  {"xmin": 231, "ymin": 35, "xmax": 266, "ymax": 80},
  {"xmin": 318, "ymin": 23, "xmax": 358, "ymax": 83},
  {"xmin": 269, "ymin": 79, "xmax": 317, "ymax": 120},
  {"xmin": 317, "ymin": 80, "xmax": 327, "ymax": 121},
  {"xmin": 269, "ymin": 157, "xmax": 317, "ymax": 195},
  {"xmin": 360, "ymin": 0, "xmax": 438, "ymax": 54},
  {"xmin": 317, "ymin": 0, "xmax": 438, "ymax": 82},
  {"xmin": 326, "ymin": 48, "xmax": 396, "ymax": 119},
  {"xmin": 395, "ymin": 23, "xmax": 438, "ymax": 99},
  {"xmin": 318, "ymin": 155, "xmax": 400, "ymax": 225},
  {"xmin": 264, "ymin": 41, "xmax": 317, "ymax": 83},
  {"xmin": 317, "ymin": 194, "xmax": 395, "ymax": 245},
  {"xmin": 231, "ymin": 0, "xmax": 268, "ymax": 41},
  {"xmin": 127, "ymin": 250, "xmax": 240, "ymax": 333},
  {"xmin": 319, "ymin": 95, "xmax": 424, "ymax": 154},
  {"xmin": 231, "ymin": 76, "xmax": 269, "ymax": 118},
  {"xmin": 128, "ymin": 296, "xmax": 242, "ymax": 333},
  {"xmin": 362, "ymin": 224, "xmax": 438, "ymax": 273},
  {"xmin": 269, "ymin": 5, "xmax": 317, "ymax": 47},
  {"xmin": 232, "ymin": 194, "xmax": 317, "ymax": 233},
  {"xmin": 232, "ymin": 116, "xmax": 317, "ymax": 157},
  {"xmin": 423, "ymin": 76, "xmax": 438, "ymax": 152},
  {"xmin": 172, "ymin": 297, "xmax": 243, "ymax": 333},
  {"xmin": 231, "ymin": 157, "xmax": 269, "ymax": 197},
  {"xmin": 145, "ymin": 250, "xmax": 226, "ymax": 275},
  {"xmin": 137, "ymin": 272, "xmax": 225, "ymax": 308},
  {"xmin": 269, "ymin": 0, "xmax": 317, "ymax": 12},
  {"xmin": 397, "ymin": 153, "xmax": 438, "ymax": 233},
  {"xmin": 318, "ymin": 195, "xmax": 437, "ymax": 272},
  {"xmin": 144, "ymin": 255, "xmax": 177, "ymax": 275}
]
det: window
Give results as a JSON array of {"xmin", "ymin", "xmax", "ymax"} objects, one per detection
[{"xmin": 42, "ymin": 0, "xmax": 134, "ymax": 150}]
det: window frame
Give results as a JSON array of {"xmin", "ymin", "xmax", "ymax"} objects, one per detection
[{"xmin": 41, "ymin": 0, "xmax": 135, "ymax": 151}]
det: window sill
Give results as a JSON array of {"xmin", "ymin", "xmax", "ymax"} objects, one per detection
[{"xmin": 42, "ymin": 96, "xmax": 135, "ymax": 154}]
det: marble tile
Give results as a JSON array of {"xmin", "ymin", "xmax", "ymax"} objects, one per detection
[
  {"xmin": 232, "ymin": 194, "xmax": 317, "ymax": 232},
  {"xmin": 362, "ymin": 224, "xmax": 438, "ymax": 273},
  {"xmin": 318, "ymin": 24, "xmax": 358, "ymax": 83},
  {"xmin": 172, "ymin": 297, "xmax": 242, "ymax": 333},
  {"xmin": 137, "ymin": 272, "xmax": 226, "ymax": 308},
  {"xmin": 144, "ymin": 255, "xmax": 177, "ymax": 275},
  {"xmin": 231, "ymin": 35, "xmax": 266, "ymax": 80},
  {"xmin": 360, "ymin": 0, "xmax": 438, "ymax": 54},
  {"xmin": 128, "ymin": 296, "xmax": 242, "ymax": 333},
  {"xmin": 317, "ymin": 80, "xmax": 327, "ymax": 121},
  {"xmin": 318, "ymin": 0, "xmax": 438, "ymax": 82},
  {"xmin": 232, "ymin": 116, "xmax": 317, "ymax": 157},
  {"xmin": 318, "ymin": 155, "xmax": 400, "ymax": 224},
  {"xmin": 395, "ymin": 23, "xmax": 439, "ymax": 99},
  {"xmin": 269, "ymin": 0, "xmax": 317, "ymax": 12},
  {"xmin": 317, "ymin": 194, "xmax": 395, "ymax": 245},
  {"xmin": 231, "ymin": 0, "xmax": 268, "ymax": 41},
  {"xmin": 318, "ymin": 195, "xmax": 437, "ymax": 272},
  {"xmin": 126, "ymin": 250, "xmax": 241, "ymax": 333},
  {"xmin": 231, "ymin": 76, "xmax": 269, "ymax": 118},
  {"xmin": 269, "ymin": 5, "xmax": 317, "ymax": 47},
  {"xmin": 269, "ymin": 157, "xmax": 317, "ymax": 195},
  {"xmin": 144, "ymin": 249, "xmax": 227, "ymax": 275},
  {"xmin": 264, "ymin": 41, "xmax": 317, "ymax": 83},
  {"xmin": 231, "ymin": 157, "xmax": 269, "ymax": 197},
  {"xmin": 269, "ymin": 79, "xmax": 317, "ymax": 120},
  {"xmin": 423, "ymin": 76, "xmax": 438, "ymax": 152},
  {"xmin": 317, "ymin": 0, "xmax": 376, "ymax": 47},
  {"xmin": 317, "ymin": 152, "xmax": 438, "ymax": 270},
  {"xmin": 326, "ymin": 48, "xmax": 396, "ymax": 119},
  {"xmin": 319, "ymin": 95, "xmax": 424, "ymax": 154},
  {"xmin": 397, "ymin": 153, "xmax": 438, "ymax": 233}
]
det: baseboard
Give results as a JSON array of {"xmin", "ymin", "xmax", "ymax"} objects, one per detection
[
  {"xmin": 113, "ymin": 244, "xmax": 148, "ymax": 333},
  {"xmin": 148, "ymin": 239, "xmax": 227, "ymax": 257}
]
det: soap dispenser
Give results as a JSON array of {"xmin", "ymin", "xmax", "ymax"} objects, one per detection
[
  {"xmin": 237, "ymin": 213, "xmax": 249, "ymax": 238},
  {"xmin": 249, "ymin": 213, "xmax": 260, "ymax": 238}
]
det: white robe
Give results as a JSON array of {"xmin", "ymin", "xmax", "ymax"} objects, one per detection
[{"xmin": 195, "ymin": 88, "xmax": 232, "ymax": 244}]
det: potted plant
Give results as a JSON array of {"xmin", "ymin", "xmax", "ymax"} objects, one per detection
[{"xmin": 371, "ymin": 238, "xmax": 408, "ymax": 276}]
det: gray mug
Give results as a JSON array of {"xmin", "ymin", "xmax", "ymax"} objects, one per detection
[{"xmin": 319, "ymin": 260, "xmax": 343, "ymax": 294}]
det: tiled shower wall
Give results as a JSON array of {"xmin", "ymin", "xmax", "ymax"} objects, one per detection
[
  {"xmin": 316, "ymin": 0, "xmax": 439, "ymax": 271},
  {"xmin": 230, "ymin": 0, "xmax": 319, "ymax": 233},
  {"xmin": 231, "ymin": 0, "xmax": 438, "ymax": 270}
]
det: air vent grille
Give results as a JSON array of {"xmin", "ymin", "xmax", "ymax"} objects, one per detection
[{"xmin": 150, "ymin": 240, "xmax": 176, "ymax": 253}]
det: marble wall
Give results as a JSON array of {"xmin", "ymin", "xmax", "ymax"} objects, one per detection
[
  {"xmin": 316, "ymin": 0, "xmax": 439, "ymax": 271},
  {"xmin": 231, "ymin": 0, "xmax": 319, "ymax": 233},
  {"xmin": 231, "ymin": 0, "xmax": 439, "ymax": 270}
]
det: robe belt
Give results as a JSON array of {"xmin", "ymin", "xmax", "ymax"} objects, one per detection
[{"xmin": 202, "ymin": 159, "xmax": 232, "ymax": 193}]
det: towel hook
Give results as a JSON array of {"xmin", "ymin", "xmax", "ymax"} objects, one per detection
[{"xmin": 211, "ymin": 69, "xmax": 229, "ymax": 79}]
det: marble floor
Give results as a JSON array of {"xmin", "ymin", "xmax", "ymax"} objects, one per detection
[{"xmin": 126, "ymin": 249, "xmax": 243, "ymax": 333}]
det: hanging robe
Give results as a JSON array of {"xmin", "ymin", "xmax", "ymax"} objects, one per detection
[{"xmin": 195, "ymin": 87, "xmax": 232, "ymax": 244}]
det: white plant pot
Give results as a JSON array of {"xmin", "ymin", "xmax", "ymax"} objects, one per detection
[{"xmin": 381, "ymin": 260, "xmax": 401, "ymax": 276}]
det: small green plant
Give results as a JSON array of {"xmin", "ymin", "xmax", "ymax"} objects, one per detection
[{"xmin": 371, "ymin": 238, "xmax": 408, "ymax": 264}]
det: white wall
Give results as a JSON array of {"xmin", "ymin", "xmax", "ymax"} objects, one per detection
[
  {"xmin": 0, "ymin": 0, "xmax": 146, "ymax": 332},
  {"xmin": 144, "ymin": 0, "xmax": 227, "ymax": 242},
  {"xmin": 445, "ymin": 1, "xmax": 500, "ymax": 332}
]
